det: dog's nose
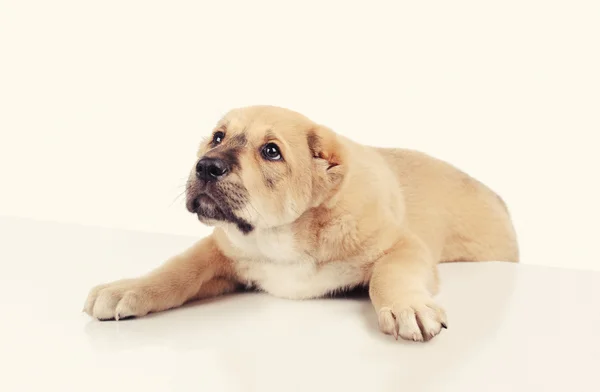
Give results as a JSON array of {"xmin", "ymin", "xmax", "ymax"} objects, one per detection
[{"xmin": 196, "ymin": 157, "xmax": 229, "ymax": 181}]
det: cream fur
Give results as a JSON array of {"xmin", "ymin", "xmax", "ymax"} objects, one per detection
[{"xmin": 84, "ymin": 105, "xmax": 518, "ymax": 342}]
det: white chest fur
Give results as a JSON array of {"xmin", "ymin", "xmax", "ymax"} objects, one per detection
[{"xmin": 222, "ymin": 227, "xmax": 367, "ymax": 299}]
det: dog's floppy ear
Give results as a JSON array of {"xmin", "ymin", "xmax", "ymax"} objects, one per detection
[{"xmin": 307, "ymin": 125, "xmax": 347, "ymax": 206}]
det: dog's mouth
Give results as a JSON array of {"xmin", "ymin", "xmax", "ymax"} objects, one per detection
[
  {"xmin": 187, "ymin": 190, "xmax": 227, "ymax": 220},
  {"xmin": 186, "ymin": 185, "xmax": 254, "ymax": 234},
  {"xmin": 190, "ymin": 193, "xmax": 219, "ymax": 215}
]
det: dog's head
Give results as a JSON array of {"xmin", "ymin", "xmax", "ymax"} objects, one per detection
[{"xmin": 186, "ymin": 106, "xmax": 346, "ymax": 234}]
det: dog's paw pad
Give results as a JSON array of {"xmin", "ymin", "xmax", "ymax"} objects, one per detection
[
  {"xmin": 378, "ymin": 301, "xmax": 447, "ymax": 342},
  {"xmin": 83, "ymin": 280, "xmax": 151, "ymax": 321}
]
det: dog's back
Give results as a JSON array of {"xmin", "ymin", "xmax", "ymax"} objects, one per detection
[{"xmin": 377, "ymin": 147, "xmax": 519, "ymax": 263}]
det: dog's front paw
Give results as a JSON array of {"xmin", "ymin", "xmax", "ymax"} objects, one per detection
[
  {"xmin": 83, "ymin": 279, "xmax": 155, "ymax": 321},
  {"xmin": 377, "ymin": 296, "xmax": 448, "ymax": 342}
]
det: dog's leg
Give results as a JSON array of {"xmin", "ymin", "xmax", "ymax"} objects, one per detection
[
  {"xmin": 192, "ymin": 277, "xmax": 239, "ymax": 301},
  {"xmin": 369, "ymin": 233, "xmax": 447, "ymax": 342},
  {"xmin": 84, "ymin": 235, "xmax": 233, "ymax": 320}
]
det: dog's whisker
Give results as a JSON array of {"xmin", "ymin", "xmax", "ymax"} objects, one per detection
[
  {"xmin": 169, "ymin": 182, "xmax": 193, "ymax": 207},
  {"xmin": 169, "ymin": 192, "xmax": 187, "ymax": 207}
]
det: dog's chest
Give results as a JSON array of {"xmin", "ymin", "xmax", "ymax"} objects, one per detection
[{"xmin": 224, "ymin": 228, "xmax": 366, "ymax": 299}]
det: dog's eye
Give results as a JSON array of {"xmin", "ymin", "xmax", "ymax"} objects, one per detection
[
  {"xmin": 261, "ymin": 143, "xmax": 282, "ymax": 161},
  {"xmin": 212, "ymin": 131, "xmax": 225, "ymax": 146}
]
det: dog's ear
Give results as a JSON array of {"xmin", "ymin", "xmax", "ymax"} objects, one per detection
[{"xmin": 307, "ymin": 125, "xmax": 347, "ymax": 206}]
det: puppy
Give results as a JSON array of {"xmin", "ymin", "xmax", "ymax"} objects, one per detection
[{"xmin": 84, "ymin": 105, "xmax": 518, "ymax": 341}]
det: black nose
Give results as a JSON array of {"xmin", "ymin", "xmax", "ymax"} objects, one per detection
[{"xmin": 196, "ymin": 157, "xmax": 229, "ymax": 181}]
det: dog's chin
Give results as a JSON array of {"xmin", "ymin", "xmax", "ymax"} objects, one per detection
[
  {"xmin": 195, "ymin": 194, "xmax": 225, "ymax": 221},
  {"xmin": 191, "ymin": 194, "xmax": 254, "ymax": 234}
]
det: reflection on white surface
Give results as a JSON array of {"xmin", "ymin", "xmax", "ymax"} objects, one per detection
[{"xmin": 1, "ymin": 216, "xmax": 598, "ymax": 391}]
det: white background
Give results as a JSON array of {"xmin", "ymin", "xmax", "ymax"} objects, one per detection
[{"xmin": 1, "ymin": 0, "xmax": 598, "ymax": 271}]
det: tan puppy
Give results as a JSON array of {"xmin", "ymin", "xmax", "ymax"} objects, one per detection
[{"xmin": 84, "ymin": 106, "xmax": 518, "ymax": 341}]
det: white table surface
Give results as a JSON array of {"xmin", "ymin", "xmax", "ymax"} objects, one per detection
[{"xmin": 1, "ymin": 216, "xmax": 599, "ymax": 392}]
